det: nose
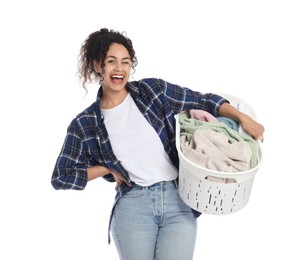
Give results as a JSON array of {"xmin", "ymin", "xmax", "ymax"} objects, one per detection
[{"xmin": 114, "ymin": 61, "xmax": 123, "ymax": 71}]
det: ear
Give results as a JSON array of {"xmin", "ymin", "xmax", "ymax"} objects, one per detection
[{"xmin": 93, "ymin": 60, "xmax": 100, "ymax": 73}]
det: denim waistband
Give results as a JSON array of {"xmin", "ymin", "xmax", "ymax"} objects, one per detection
[{"xmin": 133, "ymin": 179, "xmax": 178, "ymax": 190}]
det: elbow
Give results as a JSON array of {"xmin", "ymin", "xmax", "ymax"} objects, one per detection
[
  {"xmin": 51, "ymin": 164, "xmax": 88, "ymax": 190},
  {"xmin": 51, "ymin": 171, "xmax": 87, "ymax": 191},
  {"xmin": 50, "ymin": 177, "xmax": 86, "ymax": 190},
  {"xmin": 51, "ymin": 168, "xmax": 65, "ymax": 190},
  {"xmin": 51, "ymin": 173, "xmax": 67, "ymax": 190},
  {"xmin": 51, "ymin": 177, "xmax": 64, "ymax": 190}
]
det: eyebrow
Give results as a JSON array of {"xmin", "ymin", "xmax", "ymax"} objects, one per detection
[{"xmin": 105, "ymin": 55, "xmax": 131, "ymax": 60}]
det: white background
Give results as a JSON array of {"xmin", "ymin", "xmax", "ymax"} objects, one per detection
[{"xmin": 1, "ymin": 0, "xmax": 301, "ymax": 259}]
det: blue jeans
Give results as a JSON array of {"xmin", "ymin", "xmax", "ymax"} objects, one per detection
[{"xmin": 111, "ymin": 180, "xmax": 197, "ymax": 260}]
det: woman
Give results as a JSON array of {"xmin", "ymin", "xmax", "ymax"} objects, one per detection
[{"xmin": 51, "ymin": 28, "xmax": 265, "ymax": 260}]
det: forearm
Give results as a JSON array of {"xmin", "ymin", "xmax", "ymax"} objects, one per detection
[
  {"xmin": 218, "ymin": 102, "xmax": 247, "ymax": 122},
  {"xmin": 218, "ymin": 102, "xmax": 265, "ymax": 141},
  {"xmin": 87, "ymin": 165, "xmax": 111, "ymax": 181},
  {"xmin": 87, "ymin": 165, "xmax": 132, "ymax": 189}
]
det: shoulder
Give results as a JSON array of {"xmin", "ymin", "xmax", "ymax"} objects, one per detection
[
  {"xmin": 128, "ymin": 78, "xmax": 168, "ymax": 94},
  {"xmin": 129, "ymin": 77, "xmax": 166, "ymax": 86},
  {"xmin": 68, "ymin": 102, "xmax": 99, "ymax": 133}
]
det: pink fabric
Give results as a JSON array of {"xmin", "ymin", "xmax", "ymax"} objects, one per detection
[{"xmin": 189, "ymin": 109, "xmax": 218, "ymax": 122}]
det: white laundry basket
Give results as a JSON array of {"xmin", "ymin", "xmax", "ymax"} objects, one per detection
[{"xmin": 175, "ymin": 94, "xmax": 262, "ymax": 215}]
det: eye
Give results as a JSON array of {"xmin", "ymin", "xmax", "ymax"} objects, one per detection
[
  {"xmin": 122, "ymin": 60, "xmax": 131, "ymax": 65},
  {"xmin": 108, "ymin": 59, "xmax": 115, "ymax": 64}
]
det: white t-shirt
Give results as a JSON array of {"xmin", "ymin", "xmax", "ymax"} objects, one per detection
[{"xmin": 102, "ymin": 94, "xmax": 178, "ymax": 186}]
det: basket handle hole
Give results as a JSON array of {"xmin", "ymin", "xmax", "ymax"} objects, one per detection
[{"xmin": 205, "ymin": 175, "xmax": 237, "ymax": 183}]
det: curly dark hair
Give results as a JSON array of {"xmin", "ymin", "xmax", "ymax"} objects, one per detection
[{"xmin": 77, "ymin": 28, "xmax": 138, "ymax": 91}]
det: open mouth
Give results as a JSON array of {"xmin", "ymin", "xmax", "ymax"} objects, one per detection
[{"xmin": 111, "ymin": 75, "xmax": 124, "ymax": 83}]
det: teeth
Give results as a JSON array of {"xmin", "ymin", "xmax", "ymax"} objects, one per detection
[{"xmin": 112, "ymin": 75, "xmax": 124, "ymax": 79}]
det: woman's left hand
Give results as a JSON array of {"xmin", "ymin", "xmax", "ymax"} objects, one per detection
[{"xmin": 240, "ymin": 114, "xmax": 265, "ymax": 142}]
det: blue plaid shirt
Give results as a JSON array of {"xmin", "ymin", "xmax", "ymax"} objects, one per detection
[{"xmin": 51, "ymin": 77, "xmax": 227, "ymax": 242}]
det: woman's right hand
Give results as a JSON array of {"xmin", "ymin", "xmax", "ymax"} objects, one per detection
[
  {"xmin": 87, "ymin": 165, "xmax": 132, "ymax": 189},
  {"xmin": 110, "ymin": 169, "xmax": 132, "ymax": 190}
]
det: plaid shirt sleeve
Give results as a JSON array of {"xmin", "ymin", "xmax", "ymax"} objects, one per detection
[
  {"xmin": 51, "ymin": 121, "xmax": 88, "ymax": 190},
  {"xmin": 161, "ymin": 78, "xmax": 228, "ymax": 116}
]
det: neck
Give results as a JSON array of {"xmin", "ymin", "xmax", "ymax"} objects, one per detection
[{"xmin": 101, "ymin": 89, "xmax": 128, "ymax": 109}]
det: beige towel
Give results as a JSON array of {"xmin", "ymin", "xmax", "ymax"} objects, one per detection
[{"xmin": 180, "ymin": 129, "xmax": 252, "ymax": 172}]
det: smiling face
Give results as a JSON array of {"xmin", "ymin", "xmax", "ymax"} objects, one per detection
[{"xmin": 94, "ymin": 43, "xmax": 132, "ymax": 96}]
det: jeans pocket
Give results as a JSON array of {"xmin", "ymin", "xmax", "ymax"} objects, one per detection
[{"xmin": 121, "ymin": 188, "xmax": 144, "ymax": 199}]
